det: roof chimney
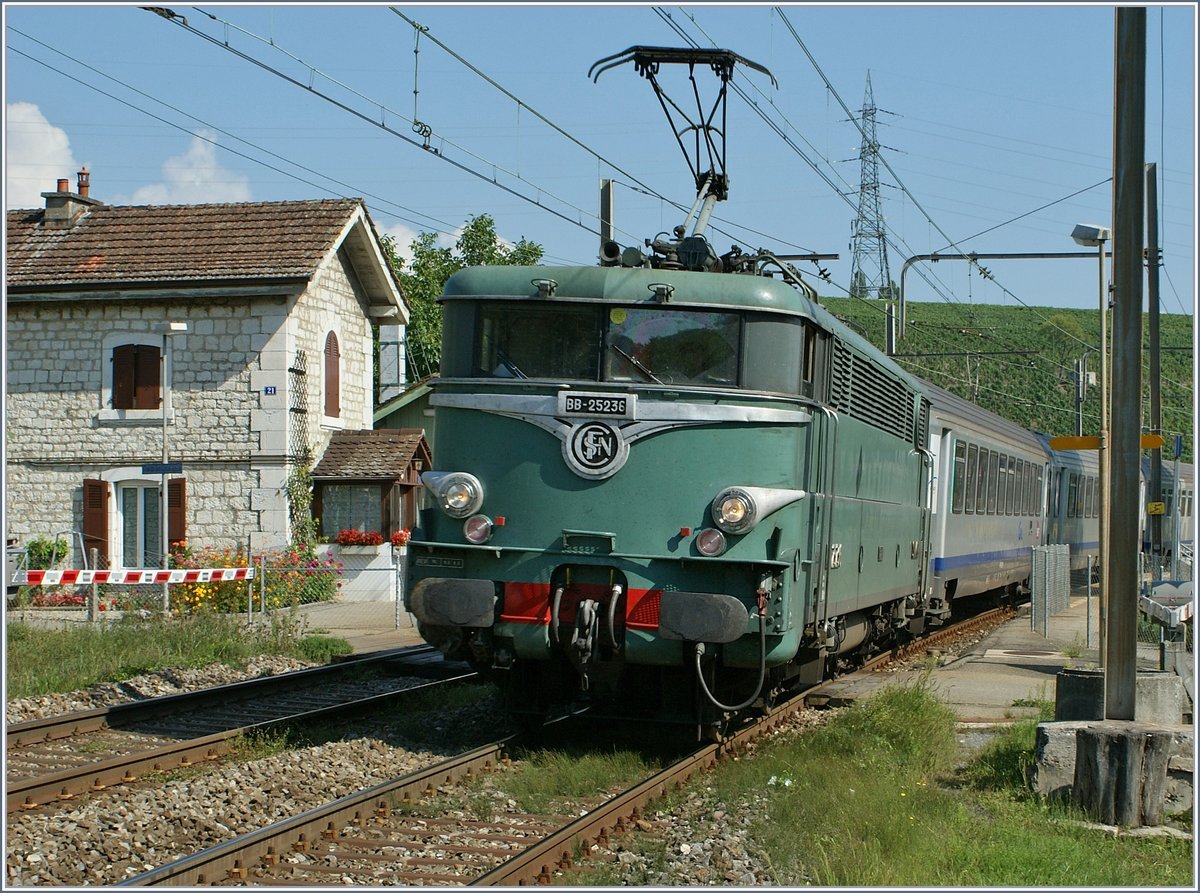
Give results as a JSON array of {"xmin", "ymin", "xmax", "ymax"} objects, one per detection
[{"xmin": 41, "ymin": 171, "xmax": 103, "ymax": 227}]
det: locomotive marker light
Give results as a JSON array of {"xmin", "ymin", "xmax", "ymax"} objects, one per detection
[
  {"xmin": 463, "ymin": 515, "xmax": 494, "ymax": 545},
  {"xmin": 695, "ymin": 528, "xmax": 728, "ymax": 557}
]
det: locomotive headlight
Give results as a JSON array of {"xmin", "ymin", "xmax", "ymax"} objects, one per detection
[
  {"xmin": 422, "ymin": 471, "xmax": 485, "ymax": 519},
  {"xmin": 712, "ymin": 487, "xmax": 757, "ymax": 535},
  {"xmin": 463, "ymin": 514, "xmax": 494, "ymax": 544},
  {"xmin": 708, "ymin": 485, "xmax": 809, "ymax": 536}
]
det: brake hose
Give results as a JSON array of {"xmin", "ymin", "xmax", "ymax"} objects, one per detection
[{"xmin": 693, "ymin": 590, "xmax": 768, "ymax": 713}]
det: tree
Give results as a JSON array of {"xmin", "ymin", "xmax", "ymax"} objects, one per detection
[{"xmin": 383, "ymin": 214, "xmax": 544, "ymax": 381}]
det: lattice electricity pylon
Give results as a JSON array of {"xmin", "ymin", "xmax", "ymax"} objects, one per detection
[{"xmin": 848, "ymin": 73, "xmax": 893, "ymax": 301}]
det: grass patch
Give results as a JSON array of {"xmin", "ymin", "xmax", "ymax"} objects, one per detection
[
  {"xmin": 497, "ymin": 745, "xmax": 662, "ymax": 816},
  {"xmin": 568, "ymin": 676, "xmax": 1193, "ymax": 887},
  {"xmin": 5, "ymin": 614, "xmax": 351, "ymax": 699},
  {"xmin": 295, "ymin": 634, "xmax": 353, "ymax": 662}
]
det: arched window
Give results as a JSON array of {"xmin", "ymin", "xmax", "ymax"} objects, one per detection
[{"xmin": 323, "ymin": 331, "xmax": 341, "ymax": 418}]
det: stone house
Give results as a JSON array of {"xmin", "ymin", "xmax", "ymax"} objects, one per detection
[{"xmin": 4, "ymin": 173, "xmax": 409, "ymax": 568}]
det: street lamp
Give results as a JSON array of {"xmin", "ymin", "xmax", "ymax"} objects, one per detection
[
  {"xmin": 1070, "ymin": 223, "xmax": 1110, "ymax": 665},
  {"xmin": 152, "ymin": 321, "xmax": 188, "ymax": 611}
]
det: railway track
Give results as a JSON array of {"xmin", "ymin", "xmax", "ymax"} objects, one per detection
[
  {"xmin": 6, "ymin": 646, "xmax": 475, "ymax": 815},
  {"xmin": 115, "ymin": 606, "xmax": 1017, "ymax": 887}
]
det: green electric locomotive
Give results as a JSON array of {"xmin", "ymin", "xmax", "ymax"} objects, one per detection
[
  {"xmin": 407, "ymin": 256, "xmax": 934, "ymax": 731},
  {"xmin": 405, "ymin": 48, "xmax": 934, "ymax": 734}
]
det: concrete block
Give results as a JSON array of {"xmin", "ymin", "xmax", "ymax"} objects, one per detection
[
  {"xmin": 1055, "ymin": 668, "xmax": 1188, "ymax": 724},
  {"xmin": 1031, "ymin": 721, "xmax": 1193, "ymax": 817}
]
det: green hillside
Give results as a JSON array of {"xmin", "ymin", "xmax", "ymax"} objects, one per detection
[{"xmin": 819, "ymin": 296, "xmax": 1194, "ymax": 462}]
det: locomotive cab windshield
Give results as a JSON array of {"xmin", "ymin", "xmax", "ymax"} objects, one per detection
[{"xmin": 443, "ymin": 289, "xmax": 818, "ymax": 397}]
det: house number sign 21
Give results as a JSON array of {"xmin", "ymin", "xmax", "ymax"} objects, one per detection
[{"xmin": 263, "ymin": 386, "xmax": 277, "ymax": 395}]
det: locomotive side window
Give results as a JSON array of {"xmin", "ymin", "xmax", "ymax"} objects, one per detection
[
  {"xmin": 951, "ymin": 440, "xmax": 967, "ymax": 513},
  {"xmin": 605, "ymin": 307, "xmax": 740, "ymax": 387},
  {"xmin": 476, "ymin": 303, "xmax": 601, "ymax": 380}
]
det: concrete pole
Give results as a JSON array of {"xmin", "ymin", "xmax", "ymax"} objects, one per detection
[
  {"xmin": 161, "ymin": 330, "xmax": 171, "ymax": 613},
  {"xmin": 1097, "ymin": 239, "xmax": 1109, "ymax": 672},
  {"xmin": 1145, "ymin": 162, "xmax": 1163, "ymax": 580},
  {"xmin": 1106, "ymin": 5, "xmax": 1146, "ymax": 721}
]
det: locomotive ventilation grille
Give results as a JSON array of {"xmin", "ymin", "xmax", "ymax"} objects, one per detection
[{"xmin": 830, "ymin": 343, "xmax": 917, "ymax": 443}]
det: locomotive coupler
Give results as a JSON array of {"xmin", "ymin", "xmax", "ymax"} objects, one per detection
[{"xmin": 567, "ymin": 598, "xmax": 600, "ymax": 691}]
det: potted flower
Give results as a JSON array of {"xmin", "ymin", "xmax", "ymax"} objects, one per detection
[
  {"xmin": 334, "ymin": 528, "xmax": 386, "ymax": 554},
  {"xmin": 389, "ymin": 528, "xmax": 411, "ymax": 548}
]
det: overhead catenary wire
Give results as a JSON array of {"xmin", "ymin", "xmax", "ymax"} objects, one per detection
[
  {"xmin": 168, "ymin": 6, "xmax": 608, "ymax": 242},
  {"xmin": 657, "ymin": 5, "xmax": 1099, "ymax": 379},
  {"xmin": 6, "ymin": 27, "xmax": 457, "ymax": 237}
]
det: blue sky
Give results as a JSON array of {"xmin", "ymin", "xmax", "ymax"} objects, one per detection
[{"xmin": 3, "ymin": 2, "xmax": 1196, "ymax": 320}]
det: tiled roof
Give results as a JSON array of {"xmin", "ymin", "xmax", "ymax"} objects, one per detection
[
  {"xmin": 312, "ymin": 429, "xmax": 427, "ymax": 479},
  {"xmin": 5, "ymin": 198, "xmax": 366, "ymax": 288}
]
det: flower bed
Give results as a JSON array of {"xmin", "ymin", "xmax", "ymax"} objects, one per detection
[{"xmin": 168, "ymin": 542, "xmax": 342, "ymax": 614}]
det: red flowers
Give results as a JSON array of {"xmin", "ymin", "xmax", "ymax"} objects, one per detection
[
  {"xmin": 335, "ymin": 529, "xmax": 385, "ymax": 546},
  {"xmin": 389, "ymin": 529, "xmax": 411, "ymax": 547}
]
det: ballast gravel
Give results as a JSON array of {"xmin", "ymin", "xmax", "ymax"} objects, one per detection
[
  {"xmin": 6, "ymin": 693, "xmax": 511, "ymax": 887},
  {"xmin": 6, "ymin": 655, "xmax": 319, "ymax": 724},
  {"xmin": 6, "ymin": 657, "xmax": 819, "ymax": 888}
]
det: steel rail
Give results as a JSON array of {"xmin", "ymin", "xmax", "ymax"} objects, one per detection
[
  {"xmin": 7, "ymin": 671, "xmax": 475, "ymax": 814},
  {"xmin": 7, "ymin": 645, "xmax": 441, "ymax": 749},
  {"xmin": 117, "ymin": 739, "xmax": 517, "ymax": 886},
  {"xmin": 113, "ymin": 605, "xmax": 1017, "ymax": 886}
]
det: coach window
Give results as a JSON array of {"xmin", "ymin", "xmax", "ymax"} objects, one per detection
[
  {"xmin": 997, "ymin": 454, "xmax": 1009, "ymax": 515},
  {"xmin": 984, "ymin": 451, "xmax": 998, "ymax": 514},
  {"xmin": 975, "ymin": 448, "xmax": 989, "ymax": 514},
  {"xmin": 1017, "ymin": 456, "xmax": 1027, "ymax": 513},
  {"xmin": 1009, "ymin": 457, "xmax": 1018, "ymax": 514},
  {"xmin": 965, "ymin": 444, "xmax": 978, "ymax": 514},
  {"xmin": 951, "ymin": 441, "xmax": 967, "ymax": 513},
  {"xmin": 1067, "ymin": 473, "xmax": 1080, "ymax": 518}
]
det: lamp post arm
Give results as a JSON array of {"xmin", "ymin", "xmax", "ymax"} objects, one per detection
[{"xmin": 897, "ymin": 250, "xmax": 1112, "ymax": 342}]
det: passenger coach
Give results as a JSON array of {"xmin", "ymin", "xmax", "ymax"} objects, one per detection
[{"xmin": 924, "ymin": 382, "xmax": 1047, "ymax": 617}]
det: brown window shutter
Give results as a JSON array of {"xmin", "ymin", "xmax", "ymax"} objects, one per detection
[
  {"xmin": 112, "ymin": 344, "xmax": 136, "ymax": 409},
  {"xmin": 324, "ymin": 332, "xmax": 341, "ymax": 417},
  {"xmin": 82, "ymin": 479, "xmax": 110, "ymax": 568},
  {"xmin": 167, "ymin": 477, "xmax": 187, "ymax": 548},
  {"xmin": 134, "ymin": 344, "xmax": 162, "ymax": 410}
]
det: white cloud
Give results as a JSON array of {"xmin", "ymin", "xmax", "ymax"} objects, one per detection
[
  {"xmin": 379, "ymin": 221, "xmax": 421, "ymax": 268},
  {"xmin": 5, "ymin": 102, "xmax": 80, "ymax": 209},
  {"xmin": 129, "ymin": 130, "xmax": 251, "ymax": 205}
]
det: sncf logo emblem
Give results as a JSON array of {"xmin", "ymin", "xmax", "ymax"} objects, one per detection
[{"xmin": 564, "ymin": 421, "xmax": 628, "ymax": 479}]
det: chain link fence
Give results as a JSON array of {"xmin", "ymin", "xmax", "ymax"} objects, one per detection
[{"xmin": 1030, "ymin": 545, "xmax": 1072, "ymax": 639}]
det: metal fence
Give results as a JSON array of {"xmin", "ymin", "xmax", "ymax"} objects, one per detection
[{"xmin": 1030, "ymin": 544, "xmax": 1072, "ymax": 638}]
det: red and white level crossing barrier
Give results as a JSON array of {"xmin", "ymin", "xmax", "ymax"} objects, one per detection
[{"xmin": 17, "ymin": 568, "xmax": 255, "ymax": 586}]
